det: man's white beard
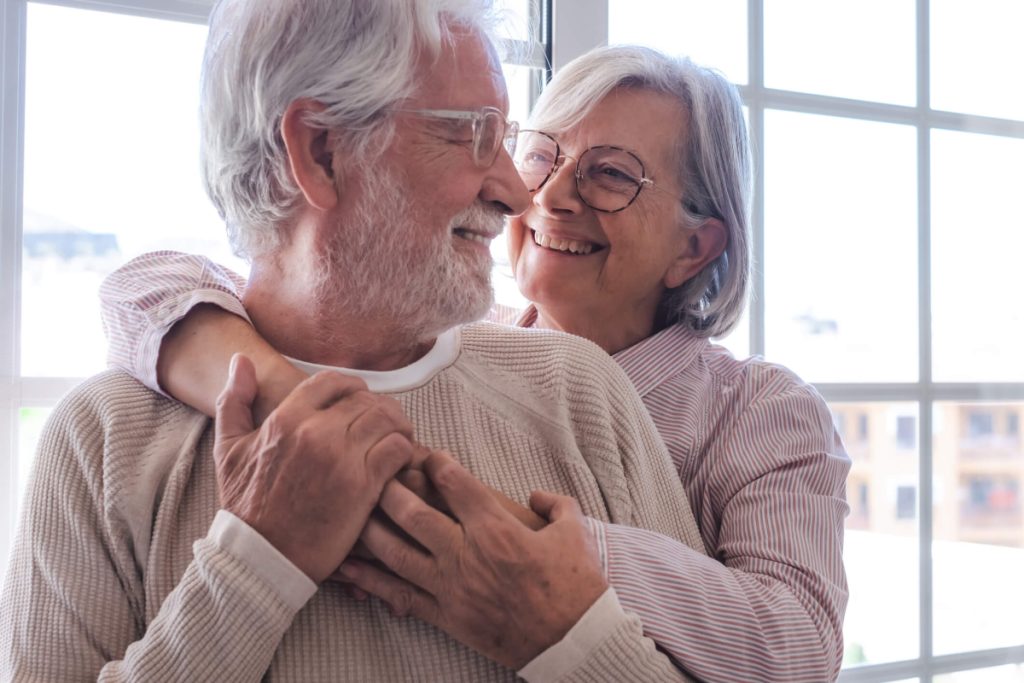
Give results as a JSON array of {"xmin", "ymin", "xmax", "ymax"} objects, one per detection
[{"xmin": 312, "ymin": 167, "xmax": 502, "ymax": 347}]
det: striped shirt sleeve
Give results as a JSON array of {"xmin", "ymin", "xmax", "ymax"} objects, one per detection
[
  {"xmin": 99, "ymin": 251, "xmax": 250, "ymax": 394},
  {"xmin": 595, "ymin": 349, "xmax": 851, "ymax": 683}
]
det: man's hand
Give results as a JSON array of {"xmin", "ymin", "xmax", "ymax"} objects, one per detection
[
  {"xmin": 215, "ymin": 353, "xmax": 418, "ymax": 583},
  {"xmin": 335, "ymin": 450, "xmax": 608, "ymax": 670}
]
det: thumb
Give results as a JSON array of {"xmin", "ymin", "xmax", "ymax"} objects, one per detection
[
  {"xmin": 215, "ymin": 353, "xmax": 258, "ymax": 443},
  {"xmin": 529, "ymin": 490, "xmax": 580, "ymax": 523}
]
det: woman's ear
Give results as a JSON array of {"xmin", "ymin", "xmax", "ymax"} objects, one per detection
[
  {"xmin": 663, "ymin": 218, "xmax": 728, "ymax": 290},
  {"xmin": 280, "ymin": 98, "xmax": 339, "ymax": 212}
]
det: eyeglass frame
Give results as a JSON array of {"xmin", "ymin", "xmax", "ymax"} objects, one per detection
[
  {"xmin": 391, "ymin": 106, "xmax": 519, "ymax": 168},
  {"xmin": 515, "ymin": 129, "xmax": 686, "ymax": 214}
]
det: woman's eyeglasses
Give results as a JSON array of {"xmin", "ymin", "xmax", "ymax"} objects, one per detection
[{"xmin": 513, "ymin": 130, "xmax": 667, "ymax": 213}]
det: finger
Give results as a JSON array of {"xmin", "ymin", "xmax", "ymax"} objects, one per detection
[
  {"xmin": 424, "ymin": 450, "xmax": 506, "ymax": 524},
  {"xmin": 214, "ymin": 353, "xmax": 258, "ymax": 444},
  {"xmin": 378, "ymin": 480, "xmax": 456, "ymax": 554},
  {"xmin": 360, "ymin": 508, "xmax": 438, "ymax": 591},
  {"xmin": 364, "ymin": 433, "xmax": 417, "ymax": 485},
  {"xmin": 396, "ymin": 468, "xmax": 431, "ymax": 499},
  {"xmin": 341, "ymin": 396, "xmax": 414, "ymax": 448},
  {"xmin": 529, "ymin": 489, "xmax": 582, "ymax": 523},
  {"xmin": 336, "ymin": 559, "xmax": 439, "ymax": 622},
  {"xmin": 408, "ymin": 442, "xmax": 431, "ymax": 470},
  {"xmin": 277, "ymin": 370, "xmax": 368, "ymax": 420}
]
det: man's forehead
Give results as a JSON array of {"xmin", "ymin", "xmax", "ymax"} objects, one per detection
[{"xmin": 415, "ymin": 25, "xmax": 509, "ymax": 112}]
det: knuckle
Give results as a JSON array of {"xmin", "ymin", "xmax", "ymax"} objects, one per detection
[
  {"xmin": 390, "ymin": 589, "xmax": 416, "ymax": 617},
  {"xmin": 367, "ymin": 433, "xmax": 414, "ymax": 476}
]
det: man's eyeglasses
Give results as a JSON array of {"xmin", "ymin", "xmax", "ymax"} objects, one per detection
[
  {"xmin": 513, "ymin": 130, "xmax": 669, "ymax": 213},
  {"xmin": 393, "ymin": 106, "xmax": 519, "ymax": 168}
]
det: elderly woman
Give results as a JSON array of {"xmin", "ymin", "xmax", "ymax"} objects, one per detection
[{"xmin": 100, "ymin": 46, "xmax": 849, "ymax": 682}]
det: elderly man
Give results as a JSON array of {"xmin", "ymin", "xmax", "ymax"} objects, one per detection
[{"xmin": 0, "ymin": 1, "xmax": 705, "ymax": 681}]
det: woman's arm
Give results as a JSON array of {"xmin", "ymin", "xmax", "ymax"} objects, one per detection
[
  {"xmin": 99, "ymin": 251, "xmax": 304, "ymax": 423},
  {"xmin": 159, "ymin": 304, "xmax": 305, "ymax": 423}
]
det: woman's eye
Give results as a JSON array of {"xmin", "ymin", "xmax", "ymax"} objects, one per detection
[{"xmin": 591, "ymin": 164, "xmax": 636, "ymax": 183}]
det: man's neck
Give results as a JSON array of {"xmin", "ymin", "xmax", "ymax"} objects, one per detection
[{"xmin": 243, "ymin": 263, "xmax": 436, "ymax": 372}]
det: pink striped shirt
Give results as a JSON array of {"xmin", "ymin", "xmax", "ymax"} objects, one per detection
[{"xmin": 101, "ymin": 251, "xmax": 850, "ymax": 682}]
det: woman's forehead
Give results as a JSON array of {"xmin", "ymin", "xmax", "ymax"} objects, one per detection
[{"xmin": 550, "ymin": 90, "xmax": 687, "ymax": 170}]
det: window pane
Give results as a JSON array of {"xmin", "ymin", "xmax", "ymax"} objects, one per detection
[
  {"xmin": 494, "ymin": 0, "xmax": 536, "ymax": 42},
  {"xmin": 764, "ymin": 112, "xmax": 918, "ymax": 382},
  {"xmin": 491, "ymin": 63, "xmax": 539, "ymax": 314},
  {"xmin": 608, "ymin": 0, "xmax": 748, "ymax": 85},
  {"xmin": 714, "ymin": 307, "xmax": 749, "ymax": 360},
  {"xmin": 22, "ymin": 5, "xmax": 243, "ymax": 378},
  {"xmin": 931, "ymin": 0, "xmax": 1024, "ymax": 120},
  {"xmin": 837, "ymin": 401, "xmax": 920, "ymax": 666},
  {"xmin": 765, "ymin": 0, "xmax": 916, "ymax": 105},
  {"xmin": 935, "ymin": 665, "xmax": 1024, "ymax": 682},
  {"xmin": 931, "ymin": 130, "xmax": 1024, "ymax": 382},
  {"xmin": 933, "ymin": 402, "xmax": 1024, "ymax": 656}
]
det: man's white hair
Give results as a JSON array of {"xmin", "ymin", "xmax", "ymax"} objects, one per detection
[
  {"xmin": 529, "ymin": 45, "xmax": 753, "ymax": 339},
  {"xmin": 200, "ymin": 0, "xmax": 500, "ymax": 259}
]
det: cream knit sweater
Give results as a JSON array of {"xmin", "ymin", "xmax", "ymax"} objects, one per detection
[{"xmin": 1, "ymin": 322, "xmax": 704, "ymax": 682}]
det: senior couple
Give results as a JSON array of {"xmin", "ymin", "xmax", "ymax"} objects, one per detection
[{"xmin": 0, "ymin": 0, "xmax": 850, "ymax": 681}]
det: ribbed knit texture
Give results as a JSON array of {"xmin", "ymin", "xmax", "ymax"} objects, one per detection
[{"xmin": 1, "ymin": 322, "xmax": 703, "ymax": 682}]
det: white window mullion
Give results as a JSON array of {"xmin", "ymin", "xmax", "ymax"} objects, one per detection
[
  {"xmin": 916, "ymin": 0, "xmax": 934, "ymax": 674},
  {"xmin": 28, "ymin": 0, "xmax": 211, "ymax": 24},
  {"xmin": 747, "ymin": 0, "xmax": 765, "ymax": 357},
  {"xmin": 0, "ymin": 0, "xmax": 27, "ymax": 584}
]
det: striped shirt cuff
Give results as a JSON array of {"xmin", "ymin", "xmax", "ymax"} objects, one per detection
[
  {"xmin": 583, "ymin": 516, "xmax": 609, "ymax": 582},
  {"xmin": 135, "ymin": 289, "xmax": 252, "ymax": 395},
  {"xmin": 207, "ymin": 510, "xmax": 317, "ymax": 612}
]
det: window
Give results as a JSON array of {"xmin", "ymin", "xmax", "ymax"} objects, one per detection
[
  {"xmin": 968, "ymin": 412, "xmax": 995, "ymax": 439},
  {"xmin": 859, "ymin": 483, "xmax": 869, "ymax": 511},
  {"xmin": 858, "ymin": 413, "xmax": 870, "ymax": 441},
  {"xmin": 1008, "ymin": 413, "xmax": 1020, "ymax": 437},
  {"xmin": 897, "ymin": 415, "xmax": 917, "ymax": 450},
  {"xmin": 897, "ymin": 485, "xmax": 917, "ymax": 520}
]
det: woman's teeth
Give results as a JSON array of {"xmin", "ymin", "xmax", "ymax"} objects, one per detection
[{"xmin": 533, "ymin": 231, "xmax": 594, "ymax": 255}]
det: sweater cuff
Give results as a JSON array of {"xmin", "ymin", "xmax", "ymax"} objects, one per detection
[
  {"xmin": 518, "ymin": 587, "xmax": 626, "ymax": 683},
  {"xmin": 207, "ymin": 510, "xmax": 317, "ymax": 611}
]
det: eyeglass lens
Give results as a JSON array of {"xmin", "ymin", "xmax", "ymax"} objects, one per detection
[
  {"xmin": 513, "ymin": 131, "xmax": 645, "ymax": 212},
  {"xmin": 473, "ymin": 110, "xmax": 518, "ymax": 167}
]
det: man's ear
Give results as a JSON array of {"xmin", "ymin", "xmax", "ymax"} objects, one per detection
[
  {"xmin": 663, "ymin": 218, "xmax": 728, "ymax": 290},
  {"xmin": 280, "ymin": 99, "xmax": 339, "ymax": 212}
]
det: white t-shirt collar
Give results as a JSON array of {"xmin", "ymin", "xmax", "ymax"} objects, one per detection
[{"xmin": 287, "ymin": 327, "xmax": 460, "ymax": 393}]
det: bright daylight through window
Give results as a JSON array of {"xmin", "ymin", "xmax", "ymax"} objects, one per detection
[{"xmin": 1, "ymin": 1, "xmax": 1022, "ymax": 682}]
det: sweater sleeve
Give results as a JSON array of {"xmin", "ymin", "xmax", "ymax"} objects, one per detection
[
  {"xmin": 519, "ymin": 588, "xmax": 693, "ymax": 683},
  {"xmin": 593, "ymin": 378, "xmax": 850, "ymax": 683},
  {"xmin": 99, "ymin": 251, "xmax": 250, "ymax": 395},
  {"xmin": 0, "ymin": 381, "xmax": 312, "ymax": 682}
]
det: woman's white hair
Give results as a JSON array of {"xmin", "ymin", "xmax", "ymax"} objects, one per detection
[
  {"xmin": 200, "ymin": 0, "xmax": 499, "ymax": 259},
  {"xmin": 529, "ymin": 45, "xmax": 752, "ymax": 338}
]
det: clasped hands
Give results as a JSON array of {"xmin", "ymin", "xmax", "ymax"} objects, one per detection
[{"xmin": 213, "ymin": 355, "xmax": 608, "ymax": 669}]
